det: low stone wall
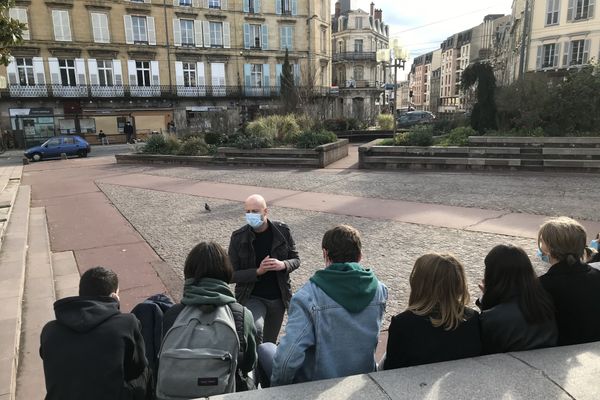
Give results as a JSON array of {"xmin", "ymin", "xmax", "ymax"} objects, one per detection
[
  {"xmin": 115, "ymin": 139, "xmax": 349, "ymax": 169},
  {"xmin": 211, "ymin": 341, "xmax": 600, "ymax": 400},
  {"xmin": 359, "ymin": 138, "xmax": 600, "ymax": 172}
]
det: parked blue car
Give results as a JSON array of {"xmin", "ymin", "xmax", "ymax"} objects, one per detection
[{"xmin": 24, "ymin": 135, "xmax": 91, "ymax": 161}]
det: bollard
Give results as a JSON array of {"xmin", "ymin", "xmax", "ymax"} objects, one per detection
[
  {"xmin": 60, "ymin": 153, "xmax": 67, "ymax": 160},
  {"xmin": 22, "ymin": 157, "xmax": 29, "ymax": 165}
]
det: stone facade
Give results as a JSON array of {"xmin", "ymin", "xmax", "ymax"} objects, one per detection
[{"xmin": 1, "ymin": 0, "xmax": 332, "ymax": 146}]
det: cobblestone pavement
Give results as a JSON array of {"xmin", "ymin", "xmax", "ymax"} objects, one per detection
[
  {"xmin": 99, "ymin": 183, "xmax": 547, "ymax": 327},
  {"xmin": 143, "ymin": 166, "xmax": 600, "ymax": 222}
]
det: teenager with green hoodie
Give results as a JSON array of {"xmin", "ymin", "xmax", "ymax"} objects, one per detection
[
  {"xmin": 259, "ymin": 225, "xmax": 388, "ymax": 386},
  {"xmin": 161, "ymin": 242, "xmax": 258, "ymax": 388}
]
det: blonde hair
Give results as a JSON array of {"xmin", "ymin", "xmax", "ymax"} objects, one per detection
[
  {"xmin": 538, "ymin": 216, "xmax": 586, "ymax": 265},
  {"xmin": 407, "ymin": 253, "xmax": 470, "ymax": 331}
]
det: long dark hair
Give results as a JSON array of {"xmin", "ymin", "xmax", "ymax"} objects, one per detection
[{"xmin": 481, "ymin": 244, "xmax": 554, "ymax": 324}]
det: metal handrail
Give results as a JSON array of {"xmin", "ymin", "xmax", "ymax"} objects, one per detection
[{"xmin": 333, "ymin": 52, "xmax": 377, "ymax": 61}]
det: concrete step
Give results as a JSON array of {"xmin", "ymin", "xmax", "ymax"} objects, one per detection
[
  {"xmin": 0, "ymin": 186, "xmax": 31, "ymax": 400},
  {"xmin": 15, "ymin": 207, "xmax": 55, "ymax": 400},
  {"xmin": 51, "ymin": 251, "xmax": 79, "ymax": 300}
]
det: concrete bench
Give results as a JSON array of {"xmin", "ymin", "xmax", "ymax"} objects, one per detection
[{"xmin": 210, "ymin": 341, "xmax": 600, "ymax": 400}]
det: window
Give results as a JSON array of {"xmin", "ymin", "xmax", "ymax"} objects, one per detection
[
  {"xmin": 249, "ymin": 0, "xmax": 256, "ymax": 12},
  {"xmin": 183, "ymin": 62, "xmax": 196, "ymax": 87},
  {"xmin": 97, "ymin": 60, "xmax": 114, "ymax": 86},
  {"xmin": 281, "ymin": 0, "xmax": 291, "ymax": 14},
  {"xmin": 540, "ymin": 44, "xmax": 558, "ymax": 68},
  {"xmin": 354, "ymin": 39, "xmax": 363, "ymax": 53},
  {"xmin": 356, "ymin": 17, "xmax": 363, "ymax": 29},
  {"xmin": 568, "ymin": 39, "xmax": 588, "ymax": 65},
  {"xmin": 546, "ymin": 0, "xmax": 560, "ymax": 25},
  {"xmin": 52, "ymin": 9, "xmax": 71, "ymax": 41},
  {"xmin": 179, "ymin": 0, "xmax": 192, "ymax": 4},
  {"xmin": 209, "ymin": 0, "xmax": 221, "ymax": 9},
  {"xmin": 250, "ymin": 64, "xmax": 263, "ymax": 87},
  {"xmin": 181, "ymin": 19, "xmax": 194, "ymax": 46},
  {"xmin": 280, "ymin": 26, "xmax": 293, "ymax": 50},
  {"xmin": 354, "ymin": 65, "xmax": 364, "ymax": 81},
  {"xmin": 210, "ymin": 22, "xmax": 223, "ymax": 47},
  {"xmin": 568, "ymin": 0, "xmax": 594, "ymax": 20},
  {"xmin": 59, "ymin": 59, "xmax": 76, "ymax": 86},
  {"xmin": 320, "ymin": 29, "xmax": 326, "ymax": 53},
  {"xmin": 132, "ymin": 16, "xmax": 148, "ymax": 43},
  {"xmin": 9, "ymin": 8, "xmax": 29, "ymax": 40},
  {"xmin": 136, "ymin": 61, "xmax": 151, "ymax": 86},
  {"xmin": 250, "ymin": 24, "xmax": 261, "ymax": 48},
  {"xmin": 16, "ymin": 58, "xmax": 34, "ymax": 86},
  {"xmin": 91, "ymin": 12, "xmax": 110, "ymax": 43}
]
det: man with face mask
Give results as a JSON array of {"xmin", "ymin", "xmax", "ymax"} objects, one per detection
[{"xmin": 228, "ymin": 194, "xmax": 300, "ymax": 345}]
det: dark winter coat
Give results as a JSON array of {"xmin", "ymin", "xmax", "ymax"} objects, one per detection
[
  {"xmin": 479, "ymin": 300, "xmax": 558, "ymax": 354},
  {"xmin": 228, "ymin": 220, "xmax": 300, "ymax": 308},
  {"xmin": 384, "ymin": 308, "xmax": 482, "ymax": 370},
  {"xmin": 40, "ymin": 296, "xmax": 149, "ymax": 400},
  {"xmin": 539, "ymin": 259, "xmax": 600, "ymax": 346}
]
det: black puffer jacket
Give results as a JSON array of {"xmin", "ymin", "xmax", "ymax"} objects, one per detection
[
  {"xmin": 228, "ymin": 220, "xmax": 300, "ymax": 308},
  {"xmin": 480, "ymin": 300, "xmax": 558, "ymax": 354},
  {"xmin": 40, "ymin": 296, "xmax": 149, "ymax": 400}
]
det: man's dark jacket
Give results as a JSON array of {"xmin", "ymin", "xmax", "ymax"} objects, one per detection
[
  {"xmin": 539, "ymin": 259, "xmax": 600, "ymax": 346},
  {"xmin": 228, "ymin": 220, "xmax": 300, "ymax": 308},
  {"xmin": 40, "ymin": 296, "xmax": 149, "ymax": 400}
]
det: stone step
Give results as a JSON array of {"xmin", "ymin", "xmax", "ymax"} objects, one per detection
[
  {"xmin": 219, "ymin": 157, "xmax": 319, "ymax": 167},
  {"xmin": 51, "ymin": 251, "xmax": 79, "ymax": 300},
  {"xmin": 0, "ymin": 186, "xmax": 31, "ymax": 400},
  {"xmin": 15, "ymin": 207, "xmax": 55, "ymax": 400}
]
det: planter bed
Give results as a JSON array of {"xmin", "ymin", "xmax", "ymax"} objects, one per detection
[
  {"xmin": 116, "ymin": 139, "xmax": 349, "ymax": 169},
  {"xmin": 359, "ymin": 138, "xmax": 600, "ymax": 172}
]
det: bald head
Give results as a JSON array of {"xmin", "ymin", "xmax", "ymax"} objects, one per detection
[{"xmin": 244, "ymin": 194, "xmax": 267, "ymax": 212}]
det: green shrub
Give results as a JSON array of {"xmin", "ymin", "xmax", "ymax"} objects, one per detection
[
  {"xmin": 377, "ymin": 114, "xmax": 394, "ymax": 130},
  {"xmin": 324, "ymin": 118, "xmax": 347, "ymax": 131},
  {"xmin": 164, "ymin": 136, "xmax": 181, "ymax": 154},
  {"xmin": 438, "ymin": 126, "xmax": 477, "ymax": 146},
  {"xmin": 395, "ymin": 125, "xmax": 434, "ymax": 146},
  {"xmin": 204, "ymin": 132, "xmax": 228, "ymax": 145},
  {"xmin": 231, "ymin": 134, "xmax": 273, "ymax": 149},
  {"xmin": 346, "ymin": 118, "xmax": 363, "ymax": 130},
  {"xmin": 245, "ymin": 114, "xmax": 301, "ymax": 143},
  {"xmin": 484, "ymin": 127, "xmax": 545, "ymax": 137},
  {"xmin": 379, "ymin": 138, "xmax": 395, "ymax": 146},
  {"xmin": 177, "ymin": 137, "xmax": 208, "ymax": 155},
  {"xmin": 295, "ymin": 130, "xmax": 338, "ymax": 149},
  {"xmin": 142, "ymin": 134, "xmax": 168, "ymax": 154}
]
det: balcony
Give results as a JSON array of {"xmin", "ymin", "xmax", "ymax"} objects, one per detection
[
  {"xmin": 336, "ymin": 80, "xmax": 382, "ymax": 89},
  {"xmin": 1, "ymin": 84, "xmax": 334, "ymax": 100},
  {"xmin": 333, "ymin": 52, "xmax": 377, "ymax": 62}
]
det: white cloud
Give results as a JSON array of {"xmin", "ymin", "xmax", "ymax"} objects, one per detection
[{"xmin": 332, "ymin": 0, "xmax": 514, "ymax": 79}]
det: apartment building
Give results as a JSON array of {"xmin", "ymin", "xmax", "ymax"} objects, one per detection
[
  {"xmin": 528, "ymin": 0, "xmax": 600, "ymax": 74},
  {"xmin": 1, "ymin": 0, "xmax": 331, "ymax": 146},
  {"xmin": 409, "ymin": 49, "xmax": 441, "ymax": 111},
  {"xmin": 331, "ymin": 0, "xmax": 390, "ymax": 121}
]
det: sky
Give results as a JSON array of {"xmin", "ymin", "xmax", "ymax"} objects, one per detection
[{"xmin": 332, "ymin": 0, "xmax": 514, "ymax": 79}]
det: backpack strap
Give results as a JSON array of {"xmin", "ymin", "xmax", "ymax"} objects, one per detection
[{"xmin": 227, "ymin": 302, "xmax": 246, "ymax": 364}]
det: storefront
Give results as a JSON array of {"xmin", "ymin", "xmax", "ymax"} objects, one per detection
[{"xmin": 9, "ymin": 107, "xmax": 55, "ymax": 147}]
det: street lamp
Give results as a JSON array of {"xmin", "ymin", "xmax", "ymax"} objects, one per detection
[{"xmin": 389, "ymin": 39, "xmax": 409, "ymax": 132}]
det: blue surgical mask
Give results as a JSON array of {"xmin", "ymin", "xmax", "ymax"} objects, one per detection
[
  {"xmin": 590, "ymin": 239, "xmax": 599, "ymax": 250},
  {"xmin": 536, "ymin": 248, "xmax": 550, "ymax": 263},
  {"xmin": 245, "ymin": 213, "xmax": 263, "ymax": 229}
]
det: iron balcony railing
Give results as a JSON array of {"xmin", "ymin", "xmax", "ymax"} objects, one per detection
[
  {"xmin": 0, "ymin": 84, "xmax": 337, "ymax": 99},
  {"xmin": 333, "ymin": 52, "xmax": 378, "ymax": 62},
  {"xmin": 333, "ymin": 80, "xmax": 382, "ymax": 89}
]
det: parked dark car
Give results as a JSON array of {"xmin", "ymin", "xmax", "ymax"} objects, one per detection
[
  {"xmin": 24, "ymin": 135, "xmax": 91, "ymax": 161},
  {"xmin": 397, "ymin": 111, "xmax": 436, "ymax": 128}
]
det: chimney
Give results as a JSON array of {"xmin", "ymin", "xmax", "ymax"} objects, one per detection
[
  {"xmin": 335, "ymin": 1, "xmax": 341, "ymax": 18},
  {"xmin": 374, "ymin": 8, "xmax": 382, "ymax": 21},
  {"xmin": 370, "ymin": 2, "xmax": 375, "ymax": 16}
]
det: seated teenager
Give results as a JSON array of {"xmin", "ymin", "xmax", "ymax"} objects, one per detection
[
  {"xmin": 478, "ymin": 244, "xmax": 557, "ymax": 354},
  {"xmin": 40, "ymin": 266, "xmax": 150, "ymax": 400},
  {"xmin": 537, "ymin": 217, "xmax": 600, "ymax": 345},
  {"xmin": 158, "ymin": 242, "xmax": 257, "ymax": 396},
  {"xmin": 384, "ymin": 253, "xmax": 481, "ymax": 370},
  {"xmin": 261, "ymin": 225, "xmax": 388, "ymax": 386}
]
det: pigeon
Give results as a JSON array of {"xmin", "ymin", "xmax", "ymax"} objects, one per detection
[{"xmin": 204, "ymin": 203, "xmax": 211, "ymax": 212}]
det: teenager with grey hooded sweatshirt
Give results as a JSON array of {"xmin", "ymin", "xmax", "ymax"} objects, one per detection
[{"xmin": 259, "ymin": 225, "xmax": 387, "ymax": 386}]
